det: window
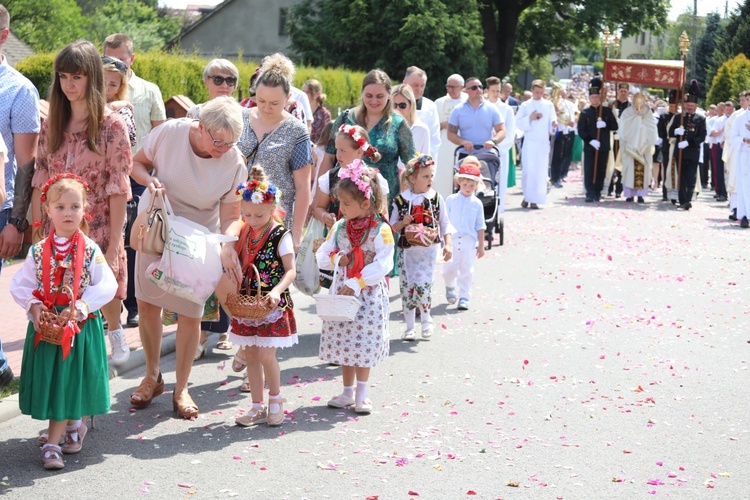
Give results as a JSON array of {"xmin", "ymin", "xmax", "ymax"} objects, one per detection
[
  {"xmin": 641, "ymin": 31, "xmax": 646, "ymax": 45},
  {"xmin": 279, "ymin": 7, "xmax": 288, "ymax": 37}
]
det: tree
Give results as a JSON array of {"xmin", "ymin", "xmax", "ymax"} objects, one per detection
[
  {"xmin": 707, "ymin": 0, "xmax": 750, "ymax": 88},
  {"xmin": 707, "ymin": 54, "xmax": 750, "ymax": 104},
  {"xmin": 5, "ymin": 0, "xmax": 87, "ymax": 52},
  {"xmin": 287, "ymin": 0, "xmax": 487, "ymax": 97},
  {"xmin": 87, "ymin": 0, "xmax": 180, "ymax": 52},
  {"xmin": 694, "ymin": 13, "xmax": 724, "ymax": 91},
  {"xmin": 480, "ymin": 0, "xmax": 670, "ymax": 77}
]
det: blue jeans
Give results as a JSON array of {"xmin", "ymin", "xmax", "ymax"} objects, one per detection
[{"xmin": 0, "ymin": 208, "xmax": 9, "ymax": 373}]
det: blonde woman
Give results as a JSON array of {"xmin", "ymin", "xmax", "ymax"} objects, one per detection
[
  {"xmin": 102, "ymin": 56, "xmax": 136, "ymax": 149},
  {"xmin": 392, "ymin": 84, "xmax": 430, "ymax": 158}
]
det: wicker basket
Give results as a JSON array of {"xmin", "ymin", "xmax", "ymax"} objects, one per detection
[
  {"xmin": 226, "ymin": 264, "xmax": 276, "ymax": 319},
  {"xmin": 405, "ymin": 224, "xmax": 437, "ymax": 247},
  {"xmin": 37, "ymin": 286, "xmax": 74, "ymax": 346},
  {"xmin": 313, "ymin": 253, "xmax": 361, "ymax": 322}
]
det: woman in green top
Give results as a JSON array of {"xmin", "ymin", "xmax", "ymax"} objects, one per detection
[{"xmin": 320, "ymin": 69, "xmax": 415, "ymax": 205}]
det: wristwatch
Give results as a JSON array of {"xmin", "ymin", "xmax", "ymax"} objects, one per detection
[
  {"xmin": 7, "ymin": 217, "xmax": 29, "ymax": 233},
  {"xmin": 491, "ymin": 138, "xmax": 498, "ymax": 145}
]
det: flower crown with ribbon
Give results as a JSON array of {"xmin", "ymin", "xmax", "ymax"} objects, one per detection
[
  {"xmin": 40, "ymin": 173, "xmax": 89, "ymax": 202},
  {"xmin": 411, "ymin": 153, "xmax": 435, "ymax": 170},
  {"xmin": 236, "ymin": 180, "xmax": 282, "ymax": 204},
  {"xmin": 339, "ymin": 124, "xmax": 379, "ymax": 158},
  {"xmin": 338, "ymin": 159, "xmax": 373, "ymax": 199}
]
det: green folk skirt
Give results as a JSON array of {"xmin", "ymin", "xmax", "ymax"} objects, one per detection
[
  {"xmin": 572, "ymin": 134, "xmax": 583, "ymax": 163},
  {"xmin": 507, "ymin": 148, "xmax": 517, "ymax": 188},
  {"xmin": 19, "ymin": 311, "xmax": 110, "ymax": 421}
]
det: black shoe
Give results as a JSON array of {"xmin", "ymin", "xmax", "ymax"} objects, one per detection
[
  {"xmin": 717, "ymin": 196, "xmax": 728, "ymax": 202},
  {"xmin": 126, "ymin": 312, "xmax": 140, "ymax": 328},
  {"xmin": 625, "ymin": 197, "xmax": 634, "ymax": 203},
  {"xmin": 637, "ymin": 196, "xmax": 645, "ymax": 204},
  {"xmin": 671, "ymin": 199, "xmax": 677, "ymax": 205},
  {"xmin": 678, "ymin": 202, "xmax": 692, "ymax": 211},
  {"xmin": 554, "ymin": 181, "xmax": 563, "ymax": 188},
  {"xmin": 741, "ymin": 217, "xmax": 749, "ymax": 228},
  {"xmin": 702, "ymin": 184, "xmax": 708, "ymax": 189},
  {"xmin": 585, "ymin": 196, "xmax": 594, "ymax": 203},
  {"xmin": 729, "ymin": 209, "xmax": 738, "ymax": 221},
  {"xmin": 0, "ymin": 367, "xmax": 14, "ymax": 391}
]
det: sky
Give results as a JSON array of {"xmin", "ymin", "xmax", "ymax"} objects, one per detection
[{"xmin": 158, "ymin": 0, "xmax": 741, "ymax": 20}]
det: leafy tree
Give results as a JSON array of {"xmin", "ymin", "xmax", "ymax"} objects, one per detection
[
  {"xmin": 287, "ymin": 0, "xmax": 487, "ymax": 97},
  {"xmin": 4, "ymin": 0, "xmax": 87, "ymax": 52},
  {"xmin": 708, "ymin": 0, "xmax": 750, "ymax": 88},
  {"xmin": 481, "ymin": 0, "xmax": 670, "ymax": 77},
  {"xmin": 706, "ymin": 54, "xmax": 750, "ymax": 104},
  {"xmin": 87, "ymin": 0, "xmax": 180, "ymax": 52},
  {"xmin": 76, "ymin": 0, "xmax": 158, "ymax": 14},
  {"xmin": 694, "ymin": 13, "xmax": 725, "ymax": 91}
]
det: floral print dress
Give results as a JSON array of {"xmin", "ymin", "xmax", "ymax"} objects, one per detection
[
  {"xmin": 32, "ymin": 112, "xmax": 133, "ymax": 299},
  {"xmin": 315, "ymin": 218, "xmax": 395, "ymax": 367}
]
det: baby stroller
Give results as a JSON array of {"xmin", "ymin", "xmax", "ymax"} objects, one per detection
[{"xmin": 454, "ymin": 146, "xmax": 504, "ymax": 249}]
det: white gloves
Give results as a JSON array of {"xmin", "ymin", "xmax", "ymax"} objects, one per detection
[
  {"xmin": 596, "ymin": 120, "xmax": 607, "ymax": 129},
  {"xmin": 678, "ymin": 140, "xmax": 689, "ymax": 149},
  {"xmin": 656, "ymin": 137, "xmax": 663, "ymax": 146},
  {"xmin": 589, "ymin": 139, "xmax": 601, "ymax": 150},
  {"xmin": 675, "ymin": 127, "xmax": 685, "ymax": 136}
]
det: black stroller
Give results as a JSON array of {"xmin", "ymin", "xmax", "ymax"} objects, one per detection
[{"xmin": 454, "ymin": 146, "xmax": 504, "ymax": 249}]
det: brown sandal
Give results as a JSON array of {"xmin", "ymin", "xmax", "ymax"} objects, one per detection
[
  {"xmin": 130, "ymin": 373, "xmax": 164, "ymax": 409},
  {"xmin": 173, "ymin": 390, "xmax": 199, "ymax": 419}
]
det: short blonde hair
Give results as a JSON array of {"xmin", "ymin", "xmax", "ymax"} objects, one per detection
[
  {"xmin": 203, "ymin": 58, "xmax": 239, "ymax": 82},
  {"xmin": 531, "ymin": 79, "xmax": 545, "ymax": 90},
  {"xmin": 200, "ymin": 96, "xmax": 243, "ymax": 141},
  {"xmin": 391, "ymin": 84, "xmax": 417, "ymax": 126}
]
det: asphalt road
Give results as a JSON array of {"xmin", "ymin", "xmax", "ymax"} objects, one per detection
[{"xmin": 1, "ymin": 172, "xmax": 748, "ymax": 499}]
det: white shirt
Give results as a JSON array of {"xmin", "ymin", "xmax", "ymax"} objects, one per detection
[
  {"xmin": 435, "ymin": 94, "xmax": 468, "ymax": 124},
  {"xmin": 128, "ymin": 71, "xmax": 166, "ymax": 154},
  {"xmin": 445, "ymin": 192, "xmax": 485, "ymax": 241},
  {"xmin": 417, "ymin": 96, "xmax": 441, "ymax": 159},
  {"xmin": 489, "ymin": 99, "xmax": 516, "ymax": 151},
  {"xmin": 290, "ymin": 86, "xmax": 313, "ymax": 126},
  {"xmin": 516, "ymin": 98, "xmax": 556, "ymax": 142},
  {"xmin": 411, "ymin": 119, "xmax": 431, "ymax": 156}
]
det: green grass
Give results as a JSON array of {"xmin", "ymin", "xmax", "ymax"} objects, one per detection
[{"xmin": 1, "ymin": 378, "xmax": 20, "ymax": 399}]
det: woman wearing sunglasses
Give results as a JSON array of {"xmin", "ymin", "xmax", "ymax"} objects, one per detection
[
  {"xmin": 187, "ymin": 59, "xmax": 240, "ymax": 119},
  {"xmin": 391, "ymin": 84, "xmax": 430, "ymax": 160}
]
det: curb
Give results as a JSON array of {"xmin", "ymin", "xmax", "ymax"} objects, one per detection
[{"xmin": 0, "ymin": 331, "xmax": 181, "ymax": 425}]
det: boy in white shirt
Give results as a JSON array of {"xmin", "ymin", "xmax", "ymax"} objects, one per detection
[{"xmin": 442, "ymin": 160, "xmax": 486, "ymax": 310}]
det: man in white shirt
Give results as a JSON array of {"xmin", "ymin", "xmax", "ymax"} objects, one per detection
[
  {"xmin": 404, "ymin": 66, "xmax": 440, "ymax": 160},
  {"xmin": 434, "ymin": 74, "xmax": 467, "ymax": 197},
  {"xmin": 290, "ymin": 86, "xmax": 313, "ymax": 133},
  {"xmin": 708, "ymin": 102, "xmax": 727, "ymax": 200},
  {"xmin": 486, "ymin": 76, "xmax": 516, "ymax": 213},
  {"xmin": 723, "ymin": 94, "xmax": 746, "ymax": 219},
  {"xmin": 516, "ymin": 79, "xmax": 556, "ymax": 208}
]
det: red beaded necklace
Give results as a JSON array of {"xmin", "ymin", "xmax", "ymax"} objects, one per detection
[{"xmin": 244, "ymin": 219, "xmax": 274, "ymax": 263}]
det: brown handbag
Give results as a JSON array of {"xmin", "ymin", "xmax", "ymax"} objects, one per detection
[{"xmin": 129, "ymin": 189, "xmax": 168, "ymax": 255}]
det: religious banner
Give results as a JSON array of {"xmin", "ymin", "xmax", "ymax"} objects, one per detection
[{"xmin": 603, "ymin": 59, "xmax": 685, "ymax": 89}]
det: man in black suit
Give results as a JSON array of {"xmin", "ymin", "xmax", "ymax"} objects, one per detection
[
  {"xmin": 578, "ymin": 78, "xmax": 619, "ymax": 202},
  {"xmin": 668, "ymin": 92, "xmax": 707, "ymax": 210}
]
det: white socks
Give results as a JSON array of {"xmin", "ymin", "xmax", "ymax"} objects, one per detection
[
  {"xmin": 268, "ymin": 392, "xmax": 282, "ymax": 414},
  {"xmin": 404, "ymin": 308, "xmax": 416, "ymax": 330},
  {"xmin": 356, "ymin": 381, "xmax": 368, "ymax": 402},
  {"xmin": 342, "ymin": 385, "xmax": 355, "ymax": 398},
  {"xmin": 421, "ymin": 311, "xmax": 433, "ymax": 329},
  {"xmin": 66, "ymin": 419, "xmax": 82, "ymax": 432}
]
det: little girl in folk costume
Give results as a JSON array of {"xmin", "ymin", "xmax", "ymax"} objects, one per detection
[
  {"xmin": 391, "ymin": 154, "xmax": 454, "ymax": 340},
  {"xmin": 315, "ymin": 160, "xmax": 394, "ymax": 413},
  {"xmin": 218, "ymin": 166, "xmax": 297, "ymax": 427},
  {"xmin": 10, "ymin": 174, "xmax": 117, "ymax": 470}
]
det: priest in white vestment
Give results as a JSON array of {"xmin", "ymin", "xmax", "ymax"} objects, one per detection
[{"xmin": 516, "ymin": 79, "xmax": 556, "ymax": 208}]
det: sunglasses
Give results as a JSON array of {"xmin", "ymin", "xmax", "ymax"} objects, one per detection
[
  {"xmin": 206, "ymin": 129, "xmax": 237, "ymax": 148},
  {"xmin": 468, "ymin": 84, "xmax": 483, "ymax": 91},
  {"xmin": 101, "ymin": 56, "xmax": 127, "ymax": 73},
  {"xmin": 209, "ymin": 75, "xmax": 238, "ymax": 87},
  {"xmin": 393, "ymin": 102, "xmax": 409, "ymax": 110}
]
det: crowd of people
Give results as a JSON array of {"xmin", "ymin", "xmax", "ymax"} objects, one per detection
[{"xmin": 0, "ymin": 2, "xmax": 746, "ymax": 472}]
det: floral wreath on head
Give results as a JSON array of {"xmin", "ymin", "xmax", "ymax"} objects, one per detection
[
  {"xmin": 411, "ymin": 153, "xmax": 435, "ymax": 170},
  {"xmin": 338, "ymin": 159, "xmax": 373, "ymax": 199},
  {"xmin": 40, "ymin": 173, "xmax": 89, "ymax": 203},
  {"xmin": 236, "ymin": 179, "xmax": 282, "ymax": 204},
  {"xmin": 339, "ymin": 123, "xmax": 379, "ymax": 159}
]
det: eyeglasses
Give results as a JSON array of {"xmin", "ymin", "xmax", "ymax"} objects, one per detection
[
  {"xmin": 393, "ymin": 102, "xmax": 409, "ymax": 110},
  {"xmin": 208, "ymin": 75, "xmax": 238, "ymax": 87},
  {"xmin": 468, "ymin": 84, "xmax": 483, "ymax": 91},
  {"xmin": 446, "ymin": 85, "xmax": 461, "ymax": 89},
  {"xmin": 101, "ymin": 56, "xmax": 127, "ymax": 73},
  {"xmin": 206, "ymin": 129, "xmax": 237, "ymax": 148}
]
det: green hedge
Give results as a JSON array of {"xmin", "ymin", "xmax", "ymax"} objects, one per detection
[
  {"xmin": 707, "ymin": 54, "xmax": 750, "ymax": 105},
  {"xmin": 16, "ymin": 51, "xmax": 366, "ymax": 111}
]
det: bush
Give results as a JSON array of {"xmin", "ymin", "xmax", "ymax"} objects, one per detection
[
  {"xmin": 16, "ymin": 51, "xmax": 367, "ymax": 112},
  {"xmin": 706, "ymin": 54, "xmax": 750, "ymax": 104}
]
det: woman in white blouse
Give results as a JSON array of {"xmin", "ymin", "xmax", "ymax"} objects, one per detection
[{"xmin": 392, "ymin": 84, "xmax": 431, "ymax": 158}]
